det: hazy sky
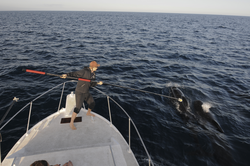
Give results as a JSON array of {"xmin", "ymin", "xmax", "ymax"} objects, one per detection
[{"xmin": 0, "ymin": 0, "xmax": 249, "ymax": 16}]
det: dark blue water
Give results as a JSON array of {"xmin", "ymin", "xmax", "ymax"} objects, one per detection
[{"xmin": 0, "ymin": 11, "xmax": 250, "ymax": 166}]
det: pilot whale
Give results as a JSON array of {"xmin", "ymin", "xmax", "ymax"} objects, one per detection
[
  {"xmin": 169, "ymin": 87, "xmax": 195, "ymax": 120},
  {"xmin": 193, "ymin": 100, "xmax": 224, "ymax": 133}
]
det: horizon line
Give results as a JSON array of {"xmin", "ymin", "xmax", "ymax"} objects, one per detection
[{"xmin": 0, "ymin": 10, "xmax": 249, "ymax": 17}]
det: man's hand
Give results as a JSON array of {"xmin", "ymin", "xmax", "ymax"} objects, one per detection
[
  {"xmin": 60, "ymin": 74, "xmax": 67, "ymax": 79},
  {"xmin": 97, "ymin": 81, "xmax": 103, "ymax": 85}
]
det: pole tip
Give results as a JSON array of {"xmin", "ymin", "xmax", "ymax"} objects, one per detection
[{"xmin": 13, "ymin": 97, "xmax": 19, "ymax": 102}]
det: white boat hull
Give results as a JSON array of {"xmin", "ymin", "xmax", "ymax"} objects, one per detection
[{"xmin": 3, "ymin": 92, "xmax": 139, "ymax": 166}]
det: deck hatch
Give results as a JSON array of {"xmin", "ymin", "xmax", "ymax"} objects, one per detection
[{"xmin": 60, "ymin": 117, "xmax": 82, "ymax": 124}]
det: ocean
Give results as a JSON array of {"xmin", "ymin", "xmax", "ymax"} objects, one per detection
[{"xmin": 0, "ymin": 11, "xmax": 250, "ymax": 166}]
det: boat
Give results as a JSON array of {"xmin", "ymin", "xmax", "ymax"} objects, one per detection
[{"xmin": 1, "ymin": 80, "xmax": 154, "ymax": 166}]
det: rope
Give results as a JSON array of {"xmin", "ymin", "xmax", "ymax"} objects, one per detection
[{"xmin": 103, "ymin": 83, "xmax": 182, "ymax": 102}]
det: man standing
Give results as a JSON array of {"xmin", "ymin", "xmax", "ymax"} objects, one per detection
[{"xmin": 61, "ymin": 61, "xmax": 103, "ymax": 130}]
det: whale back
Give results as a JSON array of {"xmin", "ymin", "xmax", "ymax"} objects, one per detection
[{"xmin": 193, "ymin": 100, "xmax": 224, "ymax": 133}]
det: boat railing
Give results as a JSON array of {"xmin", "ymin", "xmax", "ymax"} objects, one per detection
[{"xmin": 0, "ymin": 80, "xmax": 154, "ymax": 166}]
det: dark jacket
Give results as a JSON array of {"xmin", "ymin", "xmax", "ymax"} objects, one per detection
[{"xmin": 67, "ymin": 67, "xmax": 97, "ymax": 93}]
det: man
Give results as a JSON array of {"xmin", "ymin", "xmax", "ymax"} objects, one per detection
[{"xmin": 61, "ymin": 61, "xmax": 103, "ymax": 130}]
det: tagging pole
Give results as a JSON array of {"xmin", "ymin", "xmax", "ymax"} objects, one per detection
[
  {"xmin": 23, "ymin": 69, "xmax": 93, "ymax": 83},
  {"xmin": 23, "ymin": 69, "xmax": 182, "ymax": 102},
  {"xmin": 103, "ymin": 82, "xmax": 183, "ymax": 102}
]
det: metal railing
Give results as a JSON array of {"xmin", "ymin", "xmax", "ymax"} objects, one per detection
[
  {"xmin": 93, "ymin": 87, "xmax": 154, "ymax": 166},
  {"xmin": 0, "ymin": 80, "xmax": 154, "ymax": 166}
]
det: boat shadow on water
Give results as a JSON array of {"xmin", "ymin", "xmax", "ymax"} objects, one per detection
[{"xmin": 169, "ymin": 87, "xmax": 234, "ymax": 166}]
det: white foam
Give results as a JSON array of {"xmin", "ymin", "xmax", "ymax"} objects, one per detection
[
  {"xmin": 202, "ymin": 103, "xmax": 212, "ymax": 113},
  {"xmin": 166, "ymin": 82, "xmax": 181, "ymax": 88}
]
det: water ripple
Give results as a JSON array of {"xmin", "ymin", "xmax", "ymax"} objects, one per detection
[{"xmin": 0, "ymin": 11, "xmax": 250, "ymax": 166}]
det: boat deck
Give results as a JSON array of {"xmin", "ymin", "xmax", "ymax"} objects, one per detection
[{"xmin": 3, "ymin": 92, "xmax": 138, "ymax": 166}]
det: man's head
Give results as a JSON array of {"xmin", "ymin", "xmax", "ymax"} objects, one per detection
[{"xmin": 89, "ymin": 61, "xmax": 100, "ymax": 72}]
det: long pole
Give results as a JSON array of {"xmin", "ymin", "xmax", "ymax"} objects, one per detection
[
  {"xmin": 23, "ymin": 69, "xmax": 92, "ymax": 83},
  {"xmin": 103, "ymin": 82, "xmax": 182, "ymax": 102},
  {"xmin": 23, "ymin": 69, "xmax": 182, "ymax": 102}
]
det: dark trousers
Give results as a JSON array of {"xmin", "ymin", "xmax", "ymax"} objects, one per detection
[{"xmin": 74, "ymin": 90, "xmax": 95, "ymax": 114}]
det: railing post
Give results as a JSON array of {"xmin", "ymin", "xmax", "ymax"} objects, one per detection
[
  {"xmin": 58, "ymin": 82, "xmax": 65, "ymax": 112},
  {"xmin": 88, "ymin": 87, "xmax": 155, "ymax": 165},
  {"xmin": 26, "ymin": 102, "xmax": 32, "ymax": 135},
  {"xmin": 107, "ymin": 96, "xmax": 112, "ymax": 126},
  {"xmin": 128, "ymin": 118, "xmax": 131, "ymax": 153}
]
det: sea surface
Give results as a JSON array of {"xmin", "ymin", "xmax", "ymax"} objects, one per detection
[{"xmin": 0, "ymin": 11, "xmax": 250, "ymax": 166}]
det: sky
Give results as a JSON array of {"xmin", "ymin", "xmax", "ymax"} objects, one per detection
[{"xmin": 0, "ymin": 0, "xmax": 250, "ymax": 17}]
